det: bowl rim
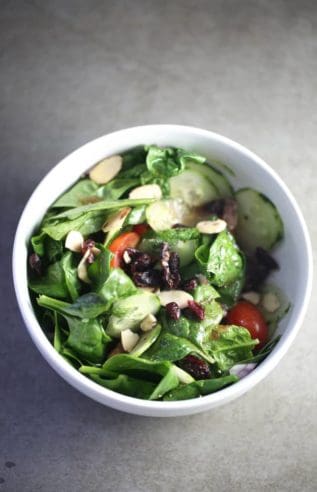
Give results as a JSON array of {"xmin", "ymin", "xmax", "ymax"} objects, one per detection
[{"xmin": 12, "ymin": 124, "xmax": 313, "ymax": 416}]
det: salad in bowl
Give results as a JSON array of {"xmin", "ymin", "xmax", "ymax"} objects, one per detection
[{"xmin": 27, "ymin": 144, "xmax": 289, "ymax": 401}]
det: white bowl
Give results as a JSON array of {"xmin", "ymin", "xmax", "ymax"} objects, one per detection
[{"xmin": 12, "ymin": 125, "xmax": 313, "ymax": 417}]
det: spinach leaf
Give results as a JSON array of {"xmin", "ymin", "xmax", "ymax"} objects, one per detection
[
  {"xmin": 207, "ymin": 231, "xmax": 243, "ymax": 287},
  {"xmin": 29, "ymin": 258, "xmax": 69, "ymax": 299},
  {"xmin": 62, "ymin": 346, "xmax": 84, "ymax": 367},
  {"xmin": 152, "ymin": 227, "xmax": 200, "ymax": 243},
  {"xmin": 98, "ymin": 268, "xmax": 137, "ymax": 305},
  {"xmin": 65, "ymin": 316, "xmax": 111, "ymax": 363},
  {"xmin": 53, "ymin": 179, "xmax": 99, "ymax": 208},
  {"xmin": 88, "ymin": 248, "xmax": 112, "ymax": 291},
  {"xmin": 31, "ymin": 231, "xmax": 46, "ymax": 256},
  {"xmin": 46, "ymin": 237, "xmax": 64, "ymax": 263},
  {"xmin": 118, "ymin": 163, "xmax": 147, "ymax": 179},
  {"xmin": 146, "ymin": 145, "xmax": 184, "ymax": 178},
  {"xmin": 145, "ymin": 332, "xmax": 214, "ymax": 364},
  {"xmin": 209, "ymin": 325, "xmax": 258, "ymax": 371},
  {"xmin": 149, "ymin": 367, "xmax": 179, "ymax": 400},
  {"xmin": 176, "ymin": 148, "xmax": 206, "ymax": 166},
  {"xmin": 193, "ymin": 284, "xmax": 220, "ymax": 304},
  {"xmin": 51, "ymin": 198, "xmax": 155, "ymax": 221},
  {"xmin": 43, "ymin": 210, "xmax": 107, "ymax": 241},
  {"xmin": 163, "ymin": 375, "xmax": 238, "ymax": 401},
  {"xmin": 237, "ymin": 335, "xmax": 281, "ymax": 365},
  {"xmin": 61, "ymin": 251, "xmax": 81, "ymax": 301},
  {"xmin": 97, "ymin": 178, "xmax": 139, "ymax": 201},
  {"xmin": 88, "ymin": 373, "xmax": 157, "ymax": 400},
  {"xmin": 38, "ymin": 293, "xmax": 110, "ymax": 319},
  {"xmin": 195, "ymin": 243, "xmax": 210, "ymax": 269},
  {"xmin": 53, "ymin": 312, "xmax": 63, "ymax": 352},
  {"xmin": 121, "ymin": 146, "xmax": 147, "ymax": 170}
]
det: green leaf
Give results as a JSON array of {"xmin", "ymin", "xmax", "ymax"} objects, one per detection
[
  {"xmin": 88, "ymin": 373, "xmax": 157, "ymax": 400},
  {"xmin": 43, "ymin": 210, "xmax": 107, "ymax": 241},
  {"xmin": 125, "ymin": 205, "xmax": 147, "ymax": 225},
  {"xmin": 237, "ymin": 335, "xmax": 281, "ymax": 365},
  {"xmin": 53, "ymin": 179, "xmax": 99, "ymax": 208},
  {"xmin": 121, "ymin": 146, "xmax": 147, "ymax": 170},
  {"xmin": 97, "ymin": 178, "xmax": 139, "ymax": 201},
  {"xmin": 209, "ymin": 325, "xmax": 258, "ymax": 371},
  {"xmin": 50, "ymin": 198, "xmax": 155, "ymax": 221},
  {"xmin": 87, "ymin": 248, "xmax": 112, "ymax": 291},
  {"xmin": 176, "ymin": 149, "xmax": 206, "ymax": 166},
  {"xmin": 207, "ymin": 231, "xmax": 243, "ymax": 287},
  {"xmin": 29, "ymin": 258, "xmax": 69, "ymax": 299},
  {"xmin": 31, "ymin": 231, "xmax": 46, "ymax": 256},
  {"xmin": 61, "ymin": 251, "xmax": 81, "ymax": 301},
  {"xmin": 38, "ymin": 293, "xmax": 110, "ymax": 319},
  {"xmin": 98, "ymin": 268, "xmax": 137, "ymax": 305},
  {"xmin": 163, "ymin": 375, "xmax": 239, "ymax": 401},
  {"xmin": 146, "ymin": 145, "xmax": 184, "ymax": 178},
  {"xmin": 65, "ymin": 316, "xmax": 111, "ymax": 363},
  {"xmin": 149, "ymin": 367, "xmax": 179, "ymax": 400},
  {"xmin": 193, "ymin": 284, "xmax": 220, "ymax": 304},
  {"xmin": 53, "ymin": 312, "xmax": 63, "ymax": 352},
  {"xmin": 144, "ymin": 332, "xmax": 214, "ymax": 364}
]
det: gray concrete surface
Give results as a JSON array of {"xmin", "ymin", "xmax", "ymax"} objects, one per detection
[{"xmin": 1, "ymin": 0, "xmax": 317, "ymax": 490}]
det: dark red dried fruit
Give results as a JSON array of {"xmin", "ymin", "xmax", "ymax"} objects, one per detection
[
  {"xmin": 28, "ymin": 253, "xmax": 42, "ymax": 275},
  {"xmin": 187, "ymin": 300, "xmax": 205, "ymax": 320},
  {"xmin": 202, "ymin": 198, "xmax": 238, "ymax": 232},
  {"xmin": 255, "ymin": 247, "xmax": 279, "ymax": 270},
  {"xmin": 160, "ymin": 243, "xmax": 181, "ymax": 289},
  {"xmin": 166, "ymin": 302, "xmax": 181, "ymax": 320},
  {"xmin": 182, "ymin": 278, "xmax": 198, "ymax": 292},
  {"xmin": 132, "ymin": 269, "xmax": 161, "ymax": 287},
  {"xmin": 177, "ymin": 355, "xmax": 211, "ymax": 380}
]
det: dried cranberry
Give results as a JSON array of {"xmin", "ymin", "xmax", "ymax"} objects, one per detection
[
  {"xmin": 166, "ymin": 302, "xmax": 181, "ymax": 320},
  {"xmin": 187, "ymin": 300, "xmax": 205, "ymax": 320},
  {"xmin": 255, "ymin": 247, "xmax": 279, "ymax": 270},
  {"xmin": 130, "ymin": 254, "xmax": 153, "ymax": 272},
  {"xmin": 81, "ymin": 239, "xmax": 95, "ymax": 254},
  {"xmin": 182, "ymin": 278, "xmax": 198, "ymax": 292},
  {"xmin": 201, "ymin": 198, "xmax": 238, "ymax": 231},
  {"xmin": 177, "ymin": 355, "xmax": 211, "ymax": 380},
  {"xmin": 172, "ymin": 223, "xmax": 188, "ymax": 228},
  {"xmin": 28, "ymin": 253, "xmax": 42, "ymax": 275},
  {"xmin": 132, "ymin": 269, "xmax": 161, "ymax": 287},
  {"xmin": 160, "ymin": 243, "xmax": 181, "ymax": 289}
]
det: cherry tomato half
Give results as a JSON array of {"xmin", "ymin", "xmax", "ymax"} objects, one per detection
[
  {"xmin": 133, "ymin": 223, "xmax": 149, "ymax": 236},
  {"xmin": 226, "ymin": 300, "xmax": 268, "ymax": 349},
  {"xmin": 109, "ymin": 231, "xmax": 140, "ymax": 268}
]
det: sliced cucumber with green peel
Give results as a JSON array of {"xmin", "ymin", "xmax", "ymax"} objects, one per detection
[
  {"xmin": 106, "ymin": 292, "xmax": 160, "ymax": 337},
  {"xmin": 146, "ymin": 199, "xmax": 190, "ymax": 231},
  {"xmin": 130, "ymin": 324, "xmax": 162, "ymax": 357},
  {"xmin": 235, "ymin": 188, "xmax": 284, "ymax": 253},
  {"xmin": 169, "ymin": 170, "xmax": 219, "ymax": 206},
  {"xmin": 186, "ymin": 162, "xmax": 233, "ymax": 197}
]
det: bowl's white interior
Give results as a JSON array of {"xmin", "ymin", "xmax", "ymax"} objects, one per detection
[{"xmin": 13, "ymin": 125, "xmax": 312, "ymax": 416}]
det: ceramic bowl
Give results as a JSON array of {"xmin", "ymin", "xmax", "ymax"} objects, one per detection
[{"xmin": 12, "ymin": 125, "xmax": 313, "ymax": 416}]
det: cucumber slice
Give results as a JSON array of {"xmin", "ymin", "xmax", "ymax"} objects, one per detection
[
  {"xmin": 140, "ymin": 237, "xmax": 198, "ymax": 267},
  {"xmin": 235, "ymin": 188, "xmax": 284, "ymax": 253},
  {"xmin": 186, "ymin": 162, "xmax": 233, "ymax": 197},
  {"xmin": 130, "ymin": 324, "xmax": 162, "ymax": 357},
  {"xmin": 106, "ymin": 292, "xmax": 160, "ymax": 337},
  {"xmin": 145, "ymin": 199, "xmax": 190, "ymax": 231},
  {"xmin": 169, "ymin": 170, "xmax": 219, "ymax": 206},
  {"xmin": 258, "ymin": 284, "xmax": 290, "ymax": 325}
]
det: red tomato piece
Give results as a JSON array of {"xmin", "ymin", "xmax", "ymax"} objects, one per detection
[
  {"xmin": 226, "ymin": 300, "xmax": 268, "ymax": 349},
  {"xmin": 109, "ymin": 231, "xmax": 140, "ymax": 268},
  {"xmin": 133, "ymin": 223, "xmax": 149, "ymax": 236}
]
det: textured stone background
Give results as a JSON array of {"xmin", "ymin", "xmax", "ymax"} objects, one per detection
[{"xmin": 1, "ymin": 1, "xmax": 316, "ymax": 491}]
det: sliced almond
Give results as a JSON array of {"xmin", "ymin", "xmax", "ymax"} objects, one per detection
[
  {"xmin": 140, "ymin": 314, "xmax": 157, "ymax": 332},
  {"xmin": 102, "ymin": 207, "xmax": 131, "ymax": 233},
  {"xmin": 89, "ymin": 155, "xmax": 122, "ymax": 184},
  {"xmin": 196, "ymin": 219, "xmax": 227, "ymax": 234},
  {"xmin": 158, "ymin": 290, "xmax": 193, "ymax": 309},
  {"xmin": 242, "ymin": 291, "xmax": 260, "ymax": 305},
  {"xmin": 77, "ymin": 249, "xmax": 91, "ymax": 284},
  {"xmin": 121, "ymin": 329, "xmax": 140, "ymax": 352},
  {"xmin": 65, "ymin": 230, "xmax": 84, "ymax": 253},
  {"xmin": 262, "ymin": 292, "xmax": 280, "ymax": 313},
  {"xmin": 123, "ymin": 250, "xmax": 132, "ymax": 264},
  {"xmin": 129, "ymin": 184, "xmax": 162, "ymax": 200}
]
